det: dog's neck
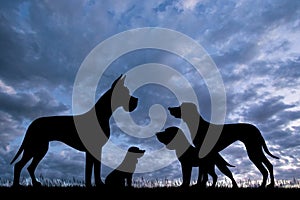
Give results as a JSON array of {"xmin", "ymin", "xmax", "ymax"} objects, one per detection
[
  {"xmin": 184, "ymin": 113, "xmax": 208, "ymax": 147},
  {"xmin": 93, "ymin": 89, "xmax": 114, "ymax": 135},
  {"xmin": 183, "ymin": 111, "xmax": 205, "ymax": 136}
]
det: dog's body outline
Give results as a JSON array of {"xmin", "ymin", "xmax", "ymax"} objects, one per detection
[
  {"xmin": 156, "ymin": 126, "xmax": 238, "ymax": 188},
  {"xmin": 168, "ymin": 102, "xmax": 279, "ymax": 188},
  {"xmin": 105, "ymin": 146, "xmax": 145, "ymax": 188},
  {"xmin": 10, "ymin": 75, "xmax": 138, "ymax": 187}
]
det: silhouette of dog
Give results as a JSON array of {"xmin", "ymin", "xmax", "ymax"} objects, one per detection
[
  {"xmin": 156, "ymin": 126, "xmax": 238, "ymax": 188},
  {"xmin": 105, "ymin": 146, "xmax": 145, "ymax": 188},
  {"xmin": 168, "ymin": 102, "xmax": 280, "ymax": 188},
  {"xmin": 10, "ymin": 74, "xmax": 138, "ymax": 187}
]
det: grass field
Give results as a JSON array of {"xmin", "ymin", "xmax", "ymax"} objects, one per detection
[
  {"xmin": 1, "ymin": 176, "xmax": 300, "ymax": 188},
  {"xmin": 1, "ymin": 176, "xmax": 300, "ymax": 196}
]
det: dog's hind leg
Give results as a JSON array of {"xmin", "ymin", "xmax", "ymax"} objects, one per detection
[
  {"xmin": 261, "ymin": 155, "xmax": 275, "ymax": 188},
  {"xmin": 27, "ymin": 144, "xmax": 48, "ymax": 187},
  {"xmin": 197, "ymin": 167, "xmax": 209, "ymax": 188},
  {"xmin": 217, "ymin": 164, "xmax": 238, "ymax": 188},
  {"xmin": 12, "ymin": 150, "xmax": 33, "ymax": 187},
  {"xmin": 207, "ymin": 169, "xmax": 218, "ymax": 188},
  {"xmin": 93, "ymin": 157, "xmax": 104, "ymax": 186},
  {"xmin": 248, "ymin": 151, "xmax": 269, "ymax": 188}
]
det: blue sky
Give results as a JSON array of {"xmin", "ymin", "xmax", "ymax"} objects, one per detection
[{"xmin": 0, "ymin": 0, "xmax": 300, "ymax": 185}]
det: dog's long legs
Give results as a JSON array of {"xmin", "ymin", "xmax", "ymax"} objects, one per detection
[
  {"xmin": 253, "ymin": 161, "xmax": 268, "ymax": 188},
  {"xmin": 27, "ymin": 144, "xmax": 48, "ymax": 187},
  {"xmin": 85, "ymin": 152, "xmax": 93, "ymax": 187},
  {"xmin": 181, "ymin": 164, "xmax": 192, "ymax": 187},
  {"xmin": 261, "ymin": 155, "xmax": 275, "ymax": 188},
  {"xmin": 93, "ymin": 151, "xmax": 104, "ymax": 186},
  {"xmin": 197, "ymin": 168, "xmax": 208, "ymax": 188},
  {"xmin": 208, "ymin": 170, "xmax": 218, "ymax": 187},
  {"xmin": 217, "ymin": 164, "xmax": 238, "ymax": 188},
  {"xmin": 12, "ymin": 150, "xmax": 32, "ymax": 187},
  {"xmin": 85, "ymin": 151, "xmax": 104, "ymax": 187},
  {"xmin": 248, "ymin": 152, "xmax": 269, "ymax": 187}
]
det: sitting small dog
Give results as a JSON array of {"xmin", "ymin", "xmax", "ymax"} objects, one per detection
[
  {"xmin": 156, "ymin": 126, "xmax": 238, "ymax": 188},
  {"xmin": 105, "ymin": 146, "xmax": 145, "ymax": 188}
]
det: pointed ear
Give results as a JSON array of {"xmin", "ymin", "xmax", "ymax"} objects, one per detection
[
  {"xmin": 111, "ymin": 74, "xmax": 123, "ymax": 89},
  {"xmin": 120, "ymin": 74, "xmax": 126, "ymax": 85}
]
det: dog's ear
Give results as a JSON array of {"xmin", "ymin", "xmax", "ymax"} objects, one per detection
[
  {"xmin": 111, "ymin": 74, "xmax": 123, "ymax": 89},
  {"xmin": 121, "ymin": 74, "xmax": 126, "ymax": 81},
  {"xmin": 120, "ymin": 74, "xmax": 126, "ymax": 85}
]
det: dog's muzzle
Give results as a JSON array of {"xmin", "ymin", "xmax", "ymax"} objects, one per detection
[
  {"xmin": 128, "ymin": 96, "xmax": 138, "ymax": 112},
  {"xmin": 168, "ymin": 107, "xmax": 181, "ymax": 118}
]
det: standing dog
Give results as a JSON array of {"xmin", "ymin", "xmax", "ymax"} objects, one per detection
[
  {"xmin": 105, "ymin": 146, "xmax": 145, "ymax": 188},
  {"xmin": 156, "ymin": 126, "xmax": 238, "ymax": 188},
  {"xmin": 10, "ymin": 74, "xmax": 138, "ymax": 187},
  {"xmin": 168, "ymin": 102, "xmax": 279, "ymax": 188}
]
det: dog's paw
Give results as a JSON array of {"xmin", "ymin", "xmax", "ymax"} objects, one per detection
[
  {"xmin": 266, "ymin": 183, "xmax": 275, "ymax": 188},
  {"xmin": 32, "ymin": 181, "xmax": 42, "ymax": 187},
  {"xmin": 11, "ymin": 183, "xmax": 22, "ymax": 188},
  {"xmin": 95, "ymin": 180, "xmax": 104, "ymax": 187}
]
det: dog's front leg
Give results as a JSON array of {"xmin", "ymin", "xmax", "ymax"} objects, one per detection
[
  {"xmin": 197, "ymin": 168, "xmax": 208, "ymax": 188},
  {"xmin": 126, "ymin": 173, "xmax": 133, "ymax": 188},
  {"xmin": 181, "ymin": 164, "xmax": 192, "ymax": 188},
  {"xmin": 93, "ymin": 159, "xmax": 103, "ymax": 186},
  {"xmin": 94, "ymin": 148, "xmax": 104, "ymax": 186},
  {"xmin": 85, "ymin": 152, "xmax": 93, "ymax": 187}
]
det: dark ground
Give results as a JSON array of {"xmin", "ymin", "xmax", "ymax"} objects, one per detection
[{"xmin": 1, "ymin": 186, "xmax": 300, "ymax": 199}]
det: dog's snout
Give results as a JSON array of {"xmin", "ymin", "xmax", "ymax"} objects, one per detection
[{"xmin": 129, "ymin": 96, "xmax": 138, "ymax": 112}]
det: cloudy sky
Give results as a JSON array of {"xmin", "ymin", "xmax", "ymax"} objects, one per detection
[{"xmin": 1, "ymin": 0, "xmax": 300, "ymax": 186}]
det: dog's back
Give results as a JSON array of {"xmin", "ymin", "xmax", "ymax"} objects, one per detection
[{"xmin": 105, "ymin": 146, "xmax": 145, "ymax": 187}]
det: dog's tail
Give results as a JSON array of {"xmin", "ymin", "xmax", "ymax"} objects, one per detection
[
  {"xmin": 219, "ymin": 155, "xmax": 235, "ymax": 168},
  {"xmin": 262, "ymin": 139, "xmax": 280, "ymax": 159},
  {"xmin": 10, "ymin": 134, "xmax": 28, "ymax": 164},
  {"xmin": 10, "ymin": 142, "xmax": 24, "ymax": 165},
  {"xmin": 224, "ymin": 159, "xmax": 235, "ymax": 168},
  {"xmin": 226, "ymin": 162, "xmax": 235, "ymax": 168}
]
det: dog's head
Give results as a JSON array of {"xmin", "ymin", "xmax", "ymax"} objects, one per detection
[
  {"xmin": 156, "ymin": 127, "xmax": 189, "ymax": 151},
  {"xmin": 168, "ymin": 102, "xmax": 199, "ymax": 121},
  {"xmin": 127, "ymin": 146, "xmax": 145, "ymax": 159}
]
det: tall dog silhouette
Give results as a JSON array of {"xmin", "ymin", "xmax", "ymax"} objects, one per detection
[
  {"xmin": 10, "ymin": 74, "xmax": 138, "ymax": 187},
  {"xmin": 105, "ymin": 146, "xmax": 145, "ymax": 188},
  {"xmin": 156, "ymin": 126, "xmax": 238, "ymax": 188},
  {"xmin": 168, "ymin": 102, "xmax": 279, "ymax": 188}
]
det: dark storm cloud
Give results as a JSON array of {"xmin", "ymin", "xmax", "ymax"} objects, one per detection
[
  {"xmin": 275, "ymin": 132, "xmax": 300, "ymax": 150},
  {"xmin": 0, "ymin": 1, "xmax": 92, "ymax": 89},
  {"xmin": 243, "ymin": 96, "xmax": 293, "ymax": 123},
  {"xmin": 0, "ymin": 89, "xmax": 69, "ymax": 121},
  {"xmin": 272, "ymin": 57, "xmax": 300, "ymax": 88}
]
